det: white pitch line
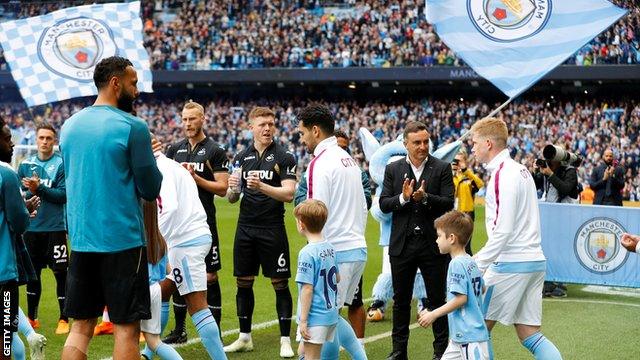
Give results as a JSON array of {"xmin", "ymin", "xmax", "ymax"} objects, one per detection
[{"xmin": 100, "ymin": 297, "xmax": 640, "ymax": 359}]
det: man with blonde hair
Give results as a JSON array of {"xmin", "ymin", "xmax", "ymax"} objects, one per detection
[
  {"xmin": 164, "ymin": 100, "xmax": 229, "ymax": 344},
  {"xmin": 225, "ymin": 107, "xmax": 297, "ymax": 357},
  {"xmin": 470, "ymin": 118, "xmax": 562, "ymax": 360}
]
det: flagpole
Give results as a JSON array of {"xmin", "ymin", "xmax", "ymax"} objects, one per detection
[{"xmin": 459, "ymin": 96, "xmax": 515, "ymax": 141}]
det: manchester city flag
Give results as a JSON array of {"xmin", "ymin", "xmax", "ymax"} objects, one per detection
[
  {"xmin": 425, "ymin": 0, "xmax": 627, "ymax": 98},
  {"xmin": 0, "ymin": 1, "xmax": 152, "ymax": 107}
]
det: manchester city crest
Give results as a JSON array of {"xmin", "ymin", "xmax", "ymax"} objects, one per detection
[
  {"xmin": 467, "ymin": 0, "xmax": 552, "ymax": 42},
  {"xmin": 574, "ymin": 217, "xmax": 629, "ymax": 274},
  {"xmin": 38, "ymin": 17, "xmax": 117, "ymax": 82}
]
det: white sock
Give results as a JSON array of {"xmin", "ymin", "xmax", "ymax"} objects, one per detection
[
  {"xmin": 358, "ymin": 338, "xmax": 365, "ymax": 346},
  {"xmin": 102, "ymin": 308, "xmax": 110, "ymax": 322},
  {"xmin": 239, "ymin": 332, "xmax": 251, "ymax": 342},
  {"xmin": 280, "ymin": 336, "xmax": 291, "ymax": 344}
]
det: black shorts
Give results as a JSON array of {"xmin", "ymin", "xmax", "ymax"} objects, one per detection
[
  {"xmin": 205, "ymin": 223, "xmax": 221, "ymax": 273},
  {"xmin": 24, "ymin": 231, "xmax": 69, "ymax": 271},
  {"xmin": 64, "ymin": 246, "xmax": 150, "ymax": 324},
  {"xmin": 347, "ymin": 276, "xmax": 364, "ymax": 308},
  {"xmin": 233, "ymin": 225, "xmax": 291, "ymax": 278}
]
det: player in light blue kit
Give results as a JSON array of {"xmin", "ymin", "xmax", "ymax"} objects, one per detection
[
  {"xmin": 294, "ymin": 200, "xmax": 340, "ymax": 360},
  {"xmin": 418, "ymin": 211, "xmax": 492, "ymax": 360}
]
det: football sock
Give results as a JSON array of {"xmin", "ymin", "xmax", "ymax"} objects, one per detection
[
  {"xmin": 54, "ymin": 270, "xmax": 68, "ymax": 321},
  {"xmin": 12, "ymin": 333, "xmax": 26, "ymax": 360},
  {"xmin": 173, "ymin": 292, "xmax": 187, "ymax": 333},
  {"xmin": 236, "ymin": 286, "xmax": 254, "ymax": 334},
  {"xmin": 522, "ymin": 332, "xmax": 563, "ymax": 360},
  {"xmin": 18, "ymin": 308, "xmax": 34, "ymax": 338},
  {"xmin": 321, "ymin": 317, "xmax": 367, "ymax": 360},
  {"xmin": 26, "ymin": 270, "xmax": 42, "ymax": 320},
  {"xmin": 192, "ymin": 308, "xmax": 227, "ymax": 359},
  {"xmin": 154, "ymin": 342, "xmax": 183, "ymax": 360},
  {"xmin": 207, "ymin": 280, "xmax": 222, "ymax": 327},
  {"xmin": 275, "ymin": 287, "xmax": 292, "ymax": 337},
  {"xmin": 161, "ymin": 301, "xmax": 170, "ymax": 334}
]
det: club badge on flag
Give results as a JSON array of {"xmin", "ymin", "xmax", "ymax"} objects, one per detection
[
  {"xmin": 0, "ymin": 1, "xmax": 152, "ymax": 107},
  {"xmin": 426, "ymin": 0, "xmax": 627, "ymax": 98}
]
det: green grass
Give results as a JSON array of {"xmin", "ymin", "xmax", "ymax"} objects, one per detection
[{"xmin": 20, "ymin": 203, "xmax": 640, "ymax": 359}]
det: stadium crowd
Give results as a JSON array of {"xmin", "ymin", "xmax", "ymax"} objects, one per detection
[
  {"xmin": 3, "ymin": 96, "xmax": 640, "ymax": 202},
  {"xmin": 1, "ymin": 0, "xmax": 639, "ymax": 71}
]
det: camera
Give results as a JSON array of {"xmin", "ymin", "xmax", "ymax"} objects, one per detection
[{"xmin": 542, "ymin": 144, "xmax": 583, "ymax": 167}]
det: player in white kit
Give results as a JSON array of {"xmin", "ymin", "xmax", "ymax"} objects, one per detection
[{"xmin": 470, "ymin": 118, "xmax": 562, "ymax": 360}]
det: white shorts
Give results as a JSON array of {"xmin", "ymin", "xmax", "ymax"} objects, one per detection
[
  {"xmin": 141, "ymin": 282, "xmax": 161, "ymax": 334},
  {"xmin": 337, "ymin": 261, "xmax": 366, "ymax": 307},
  {"xmin": 168, "ymin": 243, "xmax": 210, "ymax": 296},
  {"xmin": 442, "ymin": 340, "xmax": 491, "ymax": 360},
  {"xmin": 295, "ymin": 324, "xmax": 337, "ymax": 344},
  {"xmin": 483, "ymin": 269, "xmax": 544, "ymax": 326}
]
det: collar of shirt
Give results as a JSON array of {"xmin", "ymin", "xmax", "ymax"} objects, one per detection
[
  {"xmin": 486, "ymin": 149, "xmax": 511, "ymax": 172},
  {"xmin": 250, "ymin": 140, "xmax": 275, "ymax": 154},
  {"xmin": 405, "ymin": 155, "xmax": 428, "ymax": 179},
  {"xmin": 313, "ymin": 136, "xmax": 337, "ymax": 157}
]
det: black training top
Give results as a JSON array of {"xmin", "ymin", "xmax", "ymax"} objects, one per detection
[
  {"xmin": 166, "ymin": 137, "xmax": 229, "ymax": 225},
  {"xmin": 232, "ymin": 141, "xmax": 297, "ymax": 227}
]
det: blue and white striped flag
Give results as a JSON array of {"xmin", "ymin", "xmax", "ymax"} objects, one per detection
[
  {"xmin": 426, "ymin": 0, "xmax": 627, "ymax": 98},
  {"xmin": 0, "ymin": 1, "xmax": 152, "ymax": 107}
]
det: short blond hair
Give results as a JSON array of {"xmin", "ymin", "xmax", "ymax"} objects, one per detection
[
  {"xmin": 470, "ymin": 117, "xmax": 508, "ymax": 148},
  {"xmin": 248, "ymin": 107, "xmax": 275, "ymax": 122},
  {"xmin": 182, "ymin": 100, "xmax": 205, "ymax": 117},
  {"xmin": 294, "ymin": 199, "xmax": 328, "ymax": 234}
]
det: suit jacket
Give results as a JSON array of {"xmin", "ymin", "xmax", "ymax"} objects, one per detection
[
  {"xmin": 589, "ymin": 162, "xmax": 625, "ymax": 206},
  {"xmin": 380, "ymin": 156, "xmax": 455, "ymax": 257}
]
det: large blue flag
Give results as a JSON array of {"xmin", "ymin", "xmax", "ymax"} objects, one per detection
[
  {"xmin": 540, "ymin": 203, "xmax": 640, "ymax": 287},
  {"xmin": 0, "ymin": 1, "xmax": 152, "ymax": 107},
  {"xmin": 426, "ymin": 0, "xmax": 627, "ymax": 98}
]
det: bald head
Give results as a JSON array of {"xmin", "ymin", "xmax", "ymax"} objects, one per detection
[{"xmin": 603, "ymin": 149, "xmax": 614, "ymax": 165}]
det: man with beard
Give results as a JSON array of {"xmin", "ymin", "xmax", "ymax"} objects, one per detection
[
  {"xmin": 589, "ymin": 148, "xmax": 625, "ymax": 206},
  {"xmin": 224, "ymin": 107, "xmax": 296, "ymax": 358},
  {"xmin": 60, "ymin": 56, "xmax": 162, "ymax": 360},
  {"xmin": 163, "ymin": 101, "xmax": 229, "ymax": 344}
]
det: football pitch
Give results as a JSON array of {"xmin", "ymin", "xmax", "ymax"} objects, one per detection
[{"xmin": 20, "ymin": 201, "xmax": 640, "ymax": 359}]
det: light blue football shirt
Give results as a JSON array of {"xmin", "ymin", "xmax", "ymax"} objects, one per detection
[
  {"xmin": 447, "ymin": 254, "xmax": 490, "ymax": 344},
  {"xmin": 295, "ymin": 240, "xmax": 340, "ymax": 327}
]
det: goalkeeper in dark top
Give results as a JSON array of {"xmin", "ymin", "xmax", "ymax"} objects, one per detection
[{"xmin": 18, "ymin": 123, "xmax": 69, "ymax": 335}]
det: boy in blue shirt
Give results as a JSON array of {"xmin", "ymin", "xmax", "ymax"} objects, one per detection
[
  {"xmin": 418, "ymin": 211, "xmax": 492, "ymax": 360},
  {"xmin": 294, "ymin": 199, "xmax": 340, "ymax": 360}
]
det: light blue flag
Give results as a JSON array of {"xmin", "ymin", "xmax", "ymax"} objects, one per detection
[
  {"xmin": 0, "ymin": 1, "xmax": 152, "ymax": 107},
  {"xmin": 426, "ymin": 0, "xmax": 627, "ymax": 98}
]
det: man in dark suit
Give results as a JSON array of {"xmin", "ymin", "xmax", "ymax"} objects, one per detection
[
  {"xmin": 380, "ymin": 121, "xmax": 454, "ymax": 360},
  {"xmin": 589, "ymin": 148, "xmax": 625, "ymax": 206}
]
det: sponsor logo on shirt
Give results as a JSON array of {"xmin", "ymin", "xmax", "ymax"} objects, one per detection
[
  {"xmin": 41, "ymin": 179, "xmax": 53, "ymax": 188},
  {"xmin": 181, "ymin": 162, "xmax": 204, "ymax": 172},
  {"xmin": 341, "ymin": 158, "xmax": 358, "ymax": 167},
  {"xmin": 243, "ymin": 170, "xmax": 273, "ymax": 180},
  {"xmin": 243, "ymin": 156, "xmax": 256, "ymax": 161},
  {"xmin": 197, "ymin": 148, "xmax": 206, "ymax": 156},
  {"xmin": 176, "ymin": 149, "xmax": 188, "ymax": 154},
  {"xmin": 265, "ymin": 154, "xmax": 275, "ymax": 162}
]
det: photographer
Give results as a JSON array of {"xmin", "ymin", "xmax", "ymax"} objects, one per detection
[
  {"xmin": 451, "ymin": 151, "xmax": 484, "ymax": 255},
  {"xmin": 589, "ymin": 149, "xmax": 625, "ymax": 206},
  {"xmin": 533, "ymin": 150, "xmax": 580, "ymax": 299}
]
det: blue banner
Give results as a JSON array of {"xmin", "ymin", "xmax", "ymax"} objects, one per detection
[{"xmin": 540, "ymin": 202, "xmax": 640, "ymax": 288}]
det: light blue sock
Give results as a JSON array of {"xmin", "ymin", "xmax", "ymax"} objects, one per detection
[
  {"xmin": 154, "ymin": 342, "xmax": 183, "ymax": 360},
  {"xmin": 18, "ymin": 308, "xmax": 34, "ymax": 338},
  {"xmin": 522, "ymin": 332, "xmax": 562, "ymax": 360},
  {"xmin": 161, "ymin": 302, "xmax": 170, "ymax": 334},
  {"xmin": 336, "ymin": 317, "xmax": 367, "ymax": 360},
  {"xmin": 321, "ymin": 317, "xmax": 367, "ymax": 360},
  {"xmin": 12, "ymin": 333, "xmax": 26, "ymax": 360},
  {"xmin": 191, "ymin": 308, "xmax": 227, "ymax": 360}
]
